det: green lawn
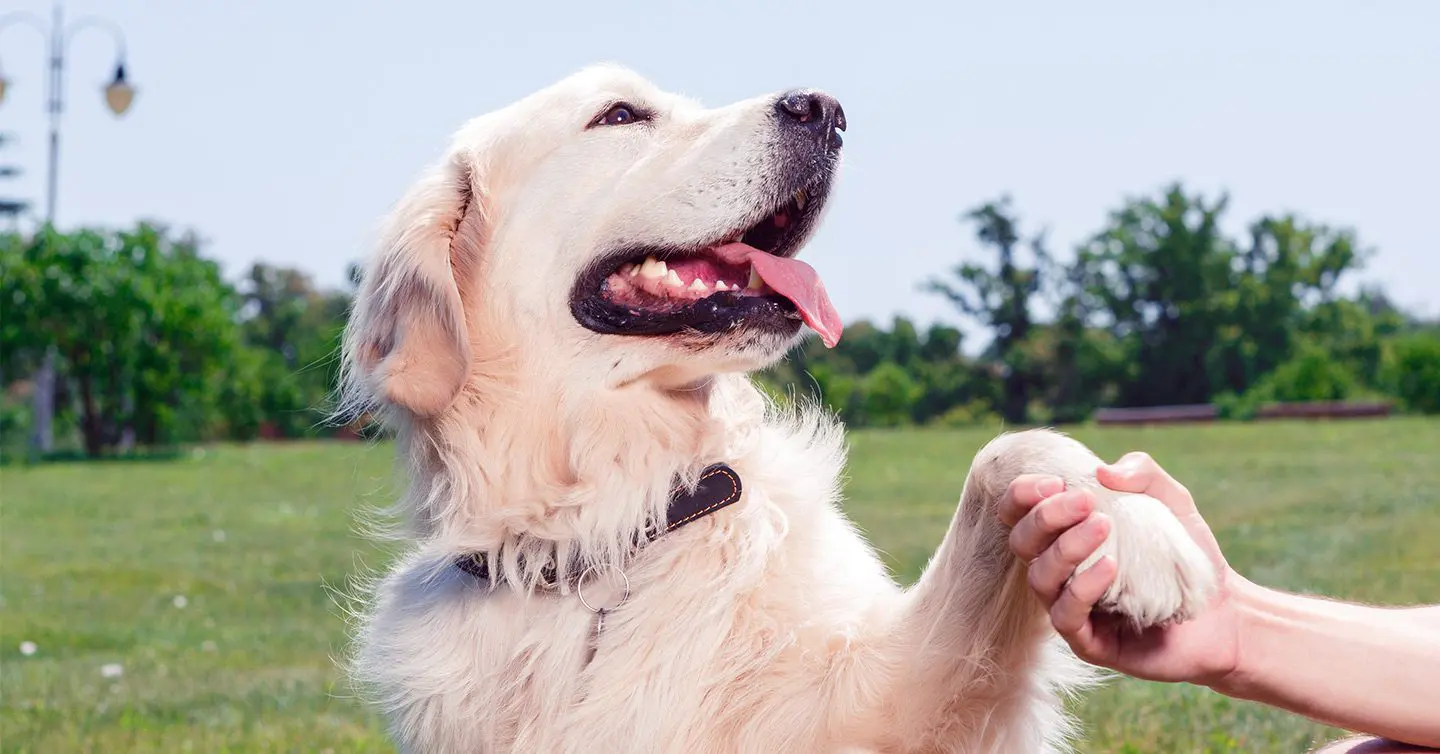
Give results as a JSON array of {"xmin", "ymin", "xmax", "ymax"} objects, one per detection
[{"xmin": 3, "ymin": 418, "xmax": 1437, "ymax": 753}]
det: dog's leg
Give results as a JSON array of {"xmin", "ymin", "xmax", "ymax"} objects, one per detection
[
  {"xmin": 859, "ymin": 427, "xmax": 1217, "ymax": 752},
  {"xmin": 865, "ymin": 473, "xmax": 1081, "ymax": 752}
]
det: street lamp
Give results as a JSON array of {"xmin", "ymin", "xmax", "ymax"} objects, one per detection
[
  {"xmin": 0, "ymin": 4, "xmax": 136, "ymax": 455},
  {"xmin": 0, "ymin": 59, "xmax": 133, "ymax": 116},
  {"xmin": 103, "ymin": 63, "xmax": 134, "ymax": 116},
  {"xmin": 0, "ymin": 3, "xmax": 136, "ymax": 223}
]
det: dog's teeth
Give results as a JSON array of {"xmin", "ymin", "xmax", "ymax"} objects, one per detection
[
  {"xmin": 628, "ymin": 264, "xmax": 640, "ymax": 277},
  {"xmin": 747, "ymin": 267, "xmax": 763, "ymax": 290},
  {"xmin": 689, "ymin": 279, "xmax": 709, "ymax": 293},
  {"xmin": 714, "ymin": 280, "xmax": 729, "ymax": 291},
  {"xmin": 665, "ymin": 270, "xmax": 684, "ymax": 287},
  {"xmin": 640, "ymin": 258, "xmax": 666, "ymax": 279},
  {"xmin": 794, "ymin": 189, "xmax": 807, "ymax": 210}
]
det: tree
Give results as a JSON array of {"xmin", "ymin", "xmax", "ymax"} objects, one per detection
[
  {"xmin": 0, "ymin": 231, "xmax": 43, "ymax": 375},
  {"xmin": 855, "ymin": 361, "xmax": 922, "ymax": 427},
  {"xmin": 1210, "ymin": 215, "xmax": 1368, "ymax": 394},
  {"xmin": 924, "ymin": 198, "xmax": 1048, "ymax": 423},
  {"xmin": 239, "ymin": 263, "xmax": 350, "ymax": 366},
  {"xmin": 0, "ymin": 133, "xmax": 29, "ymax": 223},
  {"xmin": 1075, "ymin": 185, "xmax": 1374, "ymax": 409},
  {"xmin": 0, "ymin": 225, "xmax": 243, "ymax": 456},
  {"xmin": 235, "ymin": 263, "xmax": 352, "ymax": 437},
  {"xmin": 1073, "ymin": 185, "xmax": 1237, "ymax": 407},
  {"xmin": 755, "ymin": 317, "xmax": 992, "ymax": 428},
  {"xmin": 1380, "ymin": 333, "xmax": 1440, "ymax": 414}
]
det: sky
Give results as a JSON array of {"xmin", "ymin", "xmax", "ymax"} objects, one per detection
[{"xmin": 2, "ymin": 0, "xmax": 1437, "ymax": 335}]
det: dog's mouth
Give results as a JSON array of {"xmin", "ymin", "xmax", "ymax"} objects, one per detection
[{"xmin": 570, "ymin": 185, "xmax": 842, "ymax": 347}]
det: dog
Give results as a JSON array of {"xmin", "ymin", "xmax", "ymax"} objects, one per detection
[{"xmin": 338, "ymin": 64, "xmax": 1218, "ymax": 753}]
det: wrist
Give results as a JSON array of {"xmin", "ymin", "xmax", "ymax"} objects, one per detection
[{"xmin": 1204, "ymin": 571, "xmax": 1273, "ymax": 699}]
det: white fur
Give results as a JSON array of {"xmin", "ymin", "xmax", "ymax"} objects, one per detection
[{"xmin": 339, "ymin": 64, "xmax": 1218, "ymax": 753}]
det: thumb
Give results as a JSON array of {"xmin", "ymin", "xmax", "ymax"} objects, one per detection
[{"xmin": 1097, "ymin": 452, "xmax": 1197, "ymax": 517}]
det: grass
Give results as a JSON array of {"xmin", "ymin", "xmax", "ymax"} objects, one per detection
[{"xmin": 3, "ymin": 418, "xmax": 1437, "ymax": 753}]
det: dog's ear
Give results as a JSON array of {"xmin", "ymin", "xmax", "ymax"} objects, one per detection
[{"xmin": 343, "ymin": 154, "xmax": 484, "ymax": 418}]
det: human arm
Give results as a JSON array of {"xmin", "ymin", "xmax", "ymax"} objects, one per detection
[
  {"xmin": 998, "ymin": 456, "xmax": 1440, "ymax": 748},
  {"xmin": 1218, "ymin": 577, "xmax": 1440, "ymax": 747}
]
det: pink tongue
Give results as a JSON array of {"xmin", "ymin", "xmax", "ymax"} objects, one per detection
[{"xmin": 713, "ymin": 243, "xmax": 843, "ymax": 348}]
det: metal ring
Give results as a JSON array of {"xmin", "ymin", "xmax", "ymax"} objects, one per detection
[{"xmin": 575, "ymin": 563, "xmax": 630, "ymax": 614}]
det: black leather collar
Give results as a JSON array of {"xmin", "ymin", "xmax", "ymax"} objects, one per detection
[{"xmin": 454, "ymin": 463, "xmax": 742, "ymax": 587}]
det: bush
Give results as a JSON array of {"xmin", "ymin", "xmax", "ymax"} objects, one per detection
[
  {"xmin": 1249, "ymin": 344, "xmax": 1361, "ymax": 403},
  {"xmin": 807, "ymin": 364, "xmax": 858, "ymax": 421},
  {"xmin": 855, "ymin": 362, "xmax": 922, "ymax": 428},
  {"xmin": 0, "ymin": 392, "xmax": 32, "ymax": 462},
  {"xmin": 1380, "ymin": 333, "xmax": 1440, "ymax": 414},
  {"xmin": 933, "ymin": 399, "xmax": 1003, "ymax": 428},
  {"xmin": 1214, "ymin": 390, "xmax": 1263, "ymax": 421}
]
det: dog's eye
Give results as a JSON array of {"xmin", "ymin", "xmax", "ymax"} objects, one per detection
[{"xmin": 591, "ymin": 103, "xmax": 647, "ymax": 128}]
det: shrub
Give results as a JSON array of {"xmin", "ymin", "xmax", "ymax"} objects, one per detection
[
  {"xmin": 934, "ymin": 399, "xmax": 1003, "ymax": 428},
  {"xmin": 1249, "ymin": 344, "xmax": 1361, "ymax": 403},
  {"xmin": 1380, "ymin": 333, "xmax": 1440, "ymax": 414},
  {"xmin": 855, "ymin": 362, "xmax": 922, "ymax": 428}
]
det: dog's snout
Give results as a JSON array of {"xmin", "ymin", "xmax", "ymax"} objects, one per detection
[{"xmin": 776, "ymin": 89, "xmax": 845, "ymax": 149}]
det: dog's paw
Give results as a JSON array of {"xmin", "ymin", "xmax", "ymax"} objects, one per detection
[{"xmin": 1080, "ymin": 492, "xmax": 1218, "ymax": 628}]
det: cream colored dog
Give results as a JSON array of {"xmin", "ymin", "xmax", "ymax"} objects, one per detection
[{"xmin": 340, "ymin": 64, "xmax": 1218, "ymax": 753}]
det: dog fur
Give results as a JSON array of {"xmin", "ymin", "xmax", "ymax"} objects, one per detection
[{"xmin": 339, "ymin": 64, "xmax": 1218, "ymax": 753}]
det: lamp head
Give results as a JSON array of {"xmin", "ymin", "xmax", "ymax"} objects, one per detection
[{"xmin": 104, "ymin": 63, "xmax": 134, "ymax": 116}]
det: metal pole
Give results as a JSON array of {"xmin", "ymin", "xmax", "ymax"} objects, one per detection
[
  {"xmin": 45, "ymin": 3, "xmax": 61, "ymax": 223},
  {"xmin": 31, "ymin": 4, "xmax": 65, "ymax": 454}
]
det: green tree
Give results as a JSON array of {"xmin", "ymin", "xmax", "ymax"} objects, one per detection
[
  {"xmin": 1075, "ymin": 186, "xmax": 1371, "ymax": 408},
  {"xmin": 924, "ymin": 198, "xmax": 1048, "ymax": 423},
  {"xmin": 1211, "ymin": 215, "xmax": 1368, "ymax": 394},
  {"xmin": 0, "ymin": 225, "xmax": 242, "ymax": 456},
  {"xmin": 1381, "ymin": 333, "xmax": 1440, "ymax": 414},
  {"xmin": 1246, "ymin": 342, "xmax": 1362, "ymax": 404},
  {"xmin": 855, "ymin": 361, "xmax": 922, "ymax": 428},
  {"xmin": 1075, "ymin": 185, "xmax": 1236, "ymax": 407},
  {"xmin": 757, "ymin": 319, "xmax": 990, "ymax": 428},
  {"xmin": 236, "ymin": 263, "xmax": 351, "ymax": 437},
  {"xmin": 0, "ymin": 132, "xmax": 28, "ymax": 222}
]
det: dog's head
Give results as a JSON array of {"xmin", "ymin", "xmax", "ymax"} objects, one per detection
[{"xmin": 343, "ymin": 65, "xmax": 846, "ymax": 419}]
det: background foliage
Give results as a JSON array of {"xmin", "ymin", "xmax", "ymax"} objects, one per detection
[
  {"xmin": 759, "ymin": 183, "xmax": 1435, "ymax": 429},
  {"xmin": 2, "ymin": 229, "xmax": 354, "ymax": 458},
  {"xmin": 2, "ymin": 181, "xmax": 1437, "ymax": 459}
]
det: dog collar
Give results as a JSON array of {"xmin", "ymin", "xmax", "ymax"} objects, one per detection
[{"xmin": 454, "ymin": 463, "xmax": 743, "ymax": 586}]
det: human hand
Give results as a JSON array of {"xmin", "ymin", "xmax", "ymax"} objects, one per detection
[{"xmin": 998, "ymin": 454, "xmax": 1246, "ymax": 687}]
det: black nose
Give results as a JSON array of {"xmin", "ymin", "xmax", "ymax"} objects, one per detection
[{"xmin": 775, "ymin": 89, "xmax": 845, "ymax": 149}]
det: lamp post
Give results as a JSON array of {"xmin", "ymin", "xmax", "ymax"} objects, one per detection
[
  {"xmin": 0, "ymin": 4, "xmax": 136, "ymax": 454},
  {"xmin": 0, "ymin": 4, "xmax": 134, "ymax": 222}
]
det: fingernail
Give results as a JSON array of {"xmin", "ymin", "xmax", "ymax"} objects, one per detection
[
  {"xmin": 1035, "ymin": 477, "xmax": 1065, "ymax": 498},
  {"xmin": 1066, "ymin": 491, "xmax": 1093, "ymax": 516}
]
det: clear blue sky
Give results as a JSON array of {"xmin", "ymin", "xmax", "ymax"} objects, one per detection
[{"xmin": 2, "ymin": 0, "xmax": 1436, "ymax": 334}]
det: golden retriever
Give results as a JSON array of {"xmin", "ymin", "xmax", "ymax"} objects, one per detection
[{"xmin": 339, "ymin": 64, "xmax": 1217, "ymax": 753}]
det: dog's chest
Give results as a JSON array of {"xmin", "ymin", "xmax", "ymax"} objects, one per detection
[
  {"xmin": 512, "ymin": 569, "xmax": 807, "ymax": 749},
  {"xmin": 474, "ymin": 522, "xmax": 884, "ymax": 751}
]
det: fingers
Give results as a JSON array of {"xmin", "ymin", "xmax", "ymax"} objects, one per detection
[
  {"xmin": 1026, "ymin": 513, "xmax": 1110, "ymax": 607},
  {"xmin": 1008, "ymin": 489, "xmax": 1095, "ymax": 562},
  {"xmin": 997, "ymin": 474, "xmax": 1066, "ymax": 527},
  {"xmin": 1097, "ymin": 451, "xmax": 1230, "ymax": 570},
  {"xmin": 1050, "ymin": 554, "xmax": 1118, "ymax": 658},
  {"xmin": 1096, "ymin": 451, "xmax": 1196, "ymax": 516}
]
